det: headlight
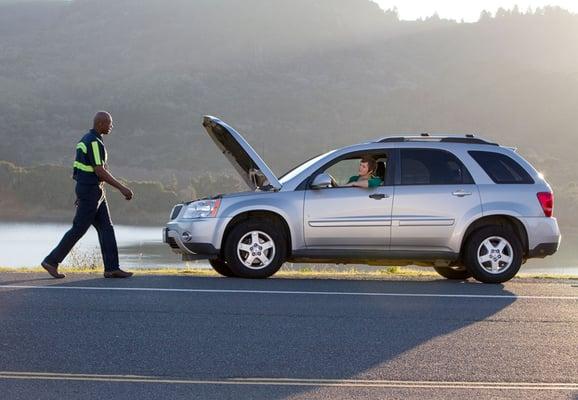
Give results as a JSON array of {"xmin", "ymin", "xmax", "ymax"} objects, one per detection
[{"xmin": 181, "ymin": 199, "xmax": 221, "ymax": 219}]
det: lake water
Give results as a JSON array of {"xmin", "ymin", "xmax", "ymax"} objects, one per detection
[
  {"xmin": 0, "ymin": 222, "xmax": 206, "ymax": 270},
  {"xmin": 0, "ymin": 222, "xmax": 576, "ymax": 276}
]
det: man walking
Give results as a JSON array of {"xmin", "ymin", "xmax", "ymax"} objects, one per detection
[{"xmin": 41, "ymin": 111, "xmax": 134, "ymax": 279}]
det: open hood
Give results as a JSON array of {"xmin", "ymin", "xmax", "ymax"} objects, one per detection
[{"xmin": 202, "ymin": 116, "xmax": 282, "ymax": 191}]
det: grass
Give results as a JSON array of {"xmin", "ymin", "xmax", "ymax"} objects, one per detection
[
  {"xmin": 1, "ymin": 265, "xmax": 576, "ymax": 281},
  {"xmin": 1, "ymin": 247, "xmax": 576, "ymax": 280},
  {"xmin": 516, "ymin": 272, "xmax": 578, "ymax": 281},
  {"xmin": 64, "ymin": 247, "xmax": 103, "ymax": 271},
  {"xmin": 0, "ymin": 266, "xmax": 435, "ymax": 278}
]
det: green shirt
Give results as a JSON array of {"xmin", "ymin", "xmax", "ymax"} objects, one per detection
[{"xmin": 347, "ymin": 175, "xmax": 382, "ymax": 188}]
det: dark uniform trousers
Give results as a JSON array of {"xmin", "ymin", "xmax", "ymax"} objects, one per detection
[{"xmin": 44, "ymin": 183, "xmax": 119, "ymax": 271}]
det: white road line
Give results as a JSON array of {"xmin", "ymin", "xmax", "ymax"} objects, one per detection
[
  {"xmin": 0, "ymin": 372, "xmax": 576, "ymax": 390},
  {"xmin": 0, "ymin": 284, "xmax": 576, "ymax": 300}
]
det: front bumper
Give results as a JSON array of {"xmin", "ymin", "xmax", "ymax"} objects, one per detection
[{"xmin": 163, "ymin": 217, "xmax": 231, "ymax": 258}]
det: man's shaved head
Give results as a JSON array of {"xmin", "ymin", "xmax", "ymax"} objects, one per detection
[{"xmin": 93, "ymin": 111, "xmax": 114, "ymax": 135}]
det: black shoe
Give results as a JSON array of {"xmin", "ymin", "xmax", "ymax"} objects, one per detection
[
  {"xmin": 104, "ymin": 269, "xmax": 133, "ymax": 279},
  {"xmin": 41, "ymin": 261, "xmax": 65, "ymax": 279}
]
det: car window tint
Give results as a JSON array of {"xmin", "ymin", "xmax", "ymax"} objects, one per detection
[
  {"xmin": 401, "ymin": 149, "xmax": 474, "ymax": 185},
  {"xmin": 374, "ymin": 159, "xmax": 387, "ymax": 182},
  {"xmin": 469, "ymin": 151, "xmax": 534, "ymax": 184}
]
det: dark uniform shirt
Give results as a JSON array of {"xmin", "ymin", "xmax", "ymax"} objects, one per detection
[{"xmin": 73, "ymin": 129, "xmax": 107, "ymax": 185}]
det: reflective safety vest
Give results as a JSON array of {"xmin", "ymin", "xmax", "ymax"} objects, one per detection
[{"xmin": 72, "ymin": 129, "xmax": 107, "ymax": 184}]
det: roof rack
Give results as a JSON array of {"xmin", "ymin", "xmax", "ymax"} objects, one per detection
[{"xmin": 376, "ymin": 134, "xmax": 498, "ymax": 146}]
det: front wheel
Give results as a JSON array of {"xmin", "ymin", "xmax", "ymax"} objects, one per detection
[
  {"xmin": 464, "ymin": 226, "xmax": 523, "ymax": 283},
  {"xmin": 209, "ymin": 258, "xmax": 237, "ymax": 277},
  {"xmin": 433, "ymin": 266, "xmax": 472, "ymax": 280},
  {"xmin": 224, "ymin": 220, "xmax": 286, "ymax": 278}
]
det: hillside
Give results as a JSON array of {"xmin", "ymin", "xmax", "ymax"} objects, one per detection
[{"xmin": 0, "ymin": 0, "xmax": 577, "ymax": 226}]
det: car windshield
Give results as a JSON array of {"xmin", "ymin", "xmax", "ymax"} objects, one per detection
[{"xmin": 279, "ymin": 150, "xmax": 337, "ymax": 184}]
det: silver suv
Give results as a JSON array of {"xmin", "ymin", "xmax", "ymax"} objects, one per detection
[{"xmin": 164, "ymin": 116, "xmax": 560, "ymax": 283}]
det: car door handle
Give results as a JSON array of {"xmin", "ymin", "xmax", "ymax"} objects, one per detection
[
  {"xmin": 452, "ymin": 190, "xmax": 472, "ymax": 197},
  {"xmin": 369, "ymin": 193, "xmax": 390, "ymax": 200}
]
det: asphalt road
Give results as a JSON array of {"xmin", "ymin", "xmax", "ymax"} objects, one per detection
[{"xmin": 0, "ymin": 273, "xmax": 576, "ymax": 400}]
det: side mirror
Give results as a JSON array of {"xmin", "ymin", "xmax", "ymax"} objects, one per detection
[{"xmin": 310, "ymin": 173, "xmax": 333, "ymax": 189}]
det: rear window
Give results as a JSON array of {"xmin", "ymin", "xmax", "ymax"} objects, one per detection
[
  {"xmin": 400, "ymin": 149, "xmax": 474, "ymax": 185},
  {"xmin": 469, "ymin": 151, "xmax": 534, "ymax": 184}
]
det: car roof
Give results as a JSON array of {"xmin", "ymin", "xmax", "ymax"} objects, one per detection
[{"xmin": 373, "ymin": 134, "xmax": 499, "ymax": 146}]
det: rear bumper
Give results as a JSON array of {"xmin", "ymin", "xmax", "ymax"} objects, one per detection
[
  {"xmin": 519, "ymin": 217, "xmax": 560, "ymax": 257},
  {"xmin": 528, "ymin": 242, "xmax": 559, "ymax": 258}
]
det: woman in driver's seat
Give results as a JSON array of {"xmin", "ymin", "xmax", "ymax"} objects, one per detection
[{"xmin": 344, "ymin": 156, "xmax": 382, "ymax": 188}]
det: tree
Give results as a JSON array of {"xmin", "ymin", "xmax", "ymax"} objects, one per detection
[
  {"xmin": 479, "ymin": 9, "xmax": 492, "ymax": 22},
  {"xmin": 495, "ymin": 7, "xmax": 509, "ymax": 18}
]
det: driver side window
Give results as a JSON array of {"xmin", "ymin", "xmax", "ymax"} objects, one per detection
[
  {"xmin": 321, "ymin": 154, "xmax": 388, "ymax": 188},
  {"xmin": 325, "ymin": 158, "xmax": 361, "ymax": 186}
]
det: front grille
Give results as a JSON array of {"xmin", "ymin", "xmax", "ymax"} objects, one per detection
[
  {"xmin": 170, "ymin": 204, "xmax": 183, "ymax": 220},
  {"xmin": 167, "ymin": 237, "xmax": 179, "ymax": 249}
]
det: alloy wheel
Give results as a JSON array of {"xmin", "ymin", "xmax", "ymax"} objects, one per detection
[
  {"xmin": 236, "ymin": 230, "xmax": 276, "ymax": 270},
  {"xmin": 476, "ymin": 236, "xmax": 514, "ymax": 274}
]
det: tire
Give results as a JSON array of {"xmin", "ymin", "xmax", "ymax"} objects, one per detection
[
  {"xmin": 209, "ymin": 258, "xmax": 237, "ymax": 277},
  {"xmin": 224, "ymin": 219, "xmax": 286, "ymax": 279},
  {"xmin": 433, "ymin": 266, "xmax": 472, "ymax": 280},
  {"xmin": 464, "ymin": 226, "xmax": 523, "ymax": 283}
]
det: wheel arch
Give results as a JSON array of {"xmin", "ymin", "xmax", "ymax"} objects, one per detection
[
  {"xmin": 460, "ymin": 215, "xmax": 529, "ymax": 258},
  {"xmin": 221, "ymin": 210, "xmax": 293, "ymax": 258}
]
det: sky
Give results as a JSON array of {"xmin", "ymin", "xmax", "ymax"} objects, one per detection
[{"xmin": 373, "ymin": 0, "xmax": 578, "ymax": 21}]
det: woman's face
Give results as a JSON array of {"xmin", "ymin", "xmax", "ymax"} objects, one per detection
[{"xmin": 358, "ymin": 161, "xmax": 370, "ymax": 176}]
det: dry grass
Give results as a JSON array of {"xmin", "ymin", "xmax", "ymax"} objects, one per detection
[
  {"xmin": 1, "ymin": 249, "xmax": 576, "ymax": 280},
  {"xmin": 0, "ymin": 265, "xmax": 575, "ymax": 281},
  {"xmin": 63, "ymin": 247, "xmax": 103, "ymax": 271}
]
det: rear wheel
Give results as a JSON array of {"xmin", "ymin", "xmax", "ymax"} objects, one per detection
[
  {"xmin": 464, "ymin": 226, "xmax": 523, "ymax": 283},
  {"xmin": 209, "ymin": 258, "xmax": 237, "ymax": 277},
  {"xmin": 224, "ymin": 220, "xmax": 286, "ymax": 278},
  {"xmin": 433, "ymin": 266, "xmax": 472, "ymax": 280}
]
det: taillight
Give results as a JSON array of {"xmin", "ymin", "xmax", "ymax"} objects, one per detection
[{"xmin": 537, "ymin": 192, "xmax": 553, "ymax": 217}]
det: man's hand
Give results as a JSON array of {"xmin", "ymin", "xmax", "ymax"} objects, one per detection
[
  {"xmin": 95, "ymin": 166, "xmax": 134, "ymax": 200},
  {"xmin": 120, "ymin": 186, "xmax": 133, "ymax": 201}
]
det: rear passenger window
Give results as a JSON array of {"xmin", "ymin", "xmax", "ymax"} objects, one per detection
[
  {"xmin": 469, "ymin": 151, "xmax": 534, "ymax": 184},
  {"xmin": 400, "ymin": 149, "xmax": 474, "ymax": 185}
]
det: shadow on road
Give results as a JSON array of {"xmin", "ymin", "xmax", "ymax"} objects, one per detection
[
  {"xmin": 0, "ymin": 274, "xmax": 517, "ymax": 399},
  {"xmin": 0, "ymin": 277, "xmax": 55, "ymax": 285}
]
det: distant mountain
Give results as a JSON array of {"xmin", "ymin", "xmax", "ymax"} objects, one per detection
[{"xmin": 0, "ymin": 0, "xmax": 576, "ymax": 189}]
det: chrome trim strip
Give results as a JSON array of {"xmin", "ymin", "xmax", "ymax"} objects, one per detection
[
  {"xmin": 309, "ymin": 218, "xmax": 392, "ymax": 227},
  {"xmin": 397, "ymin": 218, "xmax": 454, "ymax": 226}
]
